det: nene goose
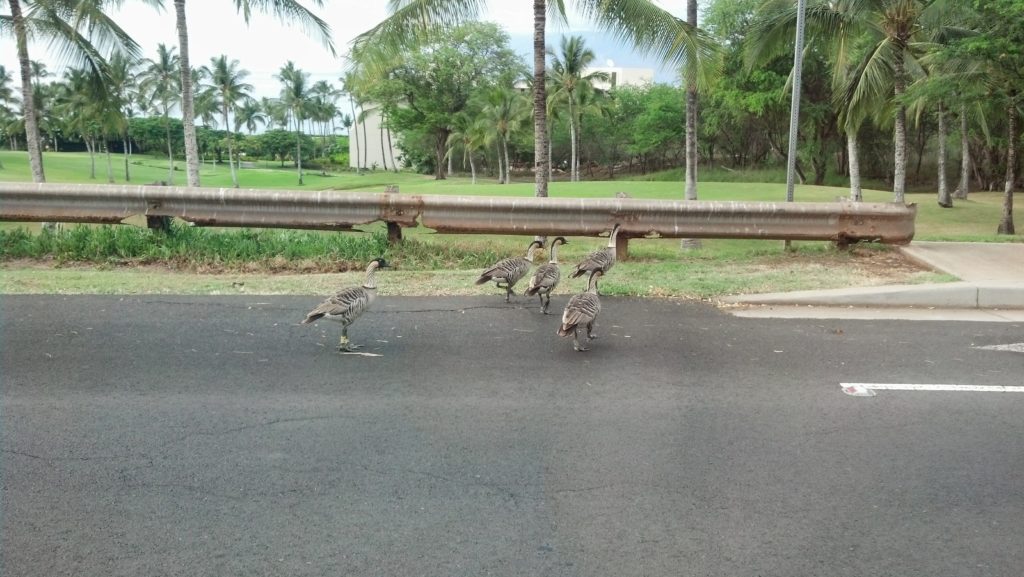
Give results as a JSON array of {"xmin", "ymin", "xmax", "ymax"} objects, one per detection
[
  {"xmin": 302, "ymin": 258, "xmax": 389, "ymax": 352},
  {"xmin": 525, "ymin": 236, "xmax": 568, "ymax": 314},
  {"xmin": 557, "ymin": 270, "xmax": 603, "ymax": 352},
  {"xmin": 570, "ymin": 224, "xmax": 621, "ymax": 293},
  {"xmin": 475, "ymin": 240, "xmax": 543, "ymax": 303}
]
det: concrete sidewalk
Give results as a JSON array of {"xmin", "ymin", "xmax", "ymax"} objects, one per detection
[{"xmin": 721, "ymin": 242, "xmax": 1024, "ymax": 321}]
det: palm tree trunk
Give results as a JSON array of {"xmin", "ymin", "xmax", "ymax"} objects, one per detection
[
  {"xmin": 86, "ymin": 138, "xmax": 96, "ymax": 179},
  {"xmin": 174, "ymin": 0, "xmax": 201, "ymax": 187},
  {"xmin": 223, "ymin": 106, "xmax": 238, "ymax": 187},
  {"xmin": 997, "ymin": 95, "xmax": 1016, "ymax": 235},
  {"xmin": 504, "ymin": 136, "xmax": 511, "ymax": 184},
  {"xmin": 380, "ymin": 124, "xmax": 389, "ymax": 171},
  {"xmin": 937, "ymin": 102, "xmax": 951, "ymax": 208},
  {"xmin": 349, "ymin": 100, "xmax": 361, "ymax": 172},
  {"xmin": 387, "ymin": 125, "xmax": 398, "ymax": 172},
  {"xmin": 568, "ymin": 95, "xmax": 577, "ymax": 182},
  {"xmin": 496, "ymin": 142, "xmax": 504, "ymax": 184},
  {"xmin": 164, "ymin": 107, "xmax": 174, "ymax": 184},
  {"xmin": 361, "ymin": 114, "xmax": 369, "ymax": 170},
  {"xmin": 470, "ymin": 154, "xmax": 477, "ymax": 184},
  {"xmin": 678, "ymin": 0, "xmax": 702, "ymax": 250},
  {"xmin": 10, "ymin": 0, "xmax": 45, "ymax": 183},
  {"xmin": 955, "ymin": 103, "xmax": 970, "ymax": 200},
  {"xmin": 123, "ymin": 135, "xmax": 131, "ymax": 181},
  {"xmin": 532, "ymin": 0, "xmax": 549, "ymax": 197},
  {"xmin": 296, "ymin": 116, "xmax": 304, "ymax": 185},
  {"xmin": 104, "ymin": 139, "xmax": 114, "ymax": 183},
  {"xmin": 847, "ymin": 129, "xmax": 862, "ymax": 202},
  {"xmin": 892, "ymin": 49, "xmax": 908, "ymax": 203},
  {"xmin": 547, "ymin": 121, "xmax": 553, "ymax": 181}
]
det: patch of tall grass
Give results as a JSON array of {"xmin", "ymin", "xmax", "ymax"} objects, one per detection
[{"xmin": 0, "ymin": 223, "xmax": 507, "ymax": 271}]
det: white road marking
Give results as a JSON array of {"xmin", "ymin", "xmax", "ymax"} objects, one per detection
[
  {"xmin": 973, "ymin": 343, "xmax": 1024, "ymax": 353},
  {"xmin": 842, "ymin": 383, "xmax": 1024, "ymax": 397},
  {"xmin": 340, "ymin": 352, "xmax": 383, "ymax": 357}
]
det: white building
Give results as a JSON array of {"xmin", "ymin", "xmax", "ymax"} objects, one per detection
[
  {"xmin": 587, "ymin": 66, "xmax": 655, "ymax": 90},
  {"xmin": 348, "ymin": 111, "xmax": 400, "ymax": 171}
]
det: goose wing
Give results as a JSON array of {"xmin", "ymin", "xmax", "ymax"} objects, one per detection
[
  {"xmin": 559, "ymin": 292, "xmax": 601, "ymax": 329},
  {"xmin": 302, "ymin": 286, "xmax": 371, "ymax": 324},
  {"xmin": 476, "ymin": 256, "xmax": 530, "ymax": 285},
  {"xmin": 571, "ymin": 248, "xmax": 613, "ymax": 277},
  {"xmin": 526, "ymin": 263, "xmax": 561, "ymax": 295}
]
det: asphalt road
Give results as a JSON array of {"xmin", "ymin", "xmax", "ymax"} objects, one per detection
[{"xmin": 2, "ymin": 295, "xmax": 1023, "ymax": 577}]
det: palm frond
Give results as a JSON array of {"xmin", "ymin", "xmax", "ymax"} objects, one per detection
[{"xmin": 237, "ymin": 0, "xmax": 335, "ymax": 55}]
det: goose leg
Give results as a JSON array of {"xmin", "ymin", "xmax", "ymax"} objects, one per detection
[
  {"xmin": 573, "ymin": 327, "xmax": 589, "ymax": 352},
  {"xmin": 337, "ymin": 326, "xmax": 362, "ymax": 351},
  {"xmin": 537, "ymin": 293, "xmax": 546, "ymax": 313},
  {"xmin": 586, "ymin": 322, "xmax": 598, "ymax": 340}
]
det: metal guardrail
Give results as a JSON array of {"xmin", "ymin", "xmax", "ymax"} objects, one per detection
[{"xmin": 0, "ymin": 182, "xmax": 916, "ymax": 245}]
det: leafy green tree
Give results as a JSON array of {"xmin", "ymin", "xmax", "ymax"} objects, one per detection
[
  {"xmin": 631, "ymin": 83, "xmax": 684, "ymax": 169},
  {"xmin": 352, "ymin": 22, "xmax": 525, "ymax": 180},
  {"xmin": 170, "ymin": 0, "xmax": 334, "ymax": 187}
]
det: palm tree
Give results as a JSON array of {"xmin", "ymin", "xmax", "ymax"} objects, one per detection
[
  {"xmin": 275, "ymin": 61, "xmax": 311, "ymax": 184},
  {"xmin": 309, "ymin": 79, "xmax": 341, "ymax": 173},
  {"xmin": 139, "ymin": 43, "xmax": 181, "ymax": 184},
  {"xmin": 55, "ymin": 67, "xmax": 112, "ymax": 180},
  {"xmin": 4, "ymin": 0, "xmax": 156, "ymax": 184},
  {"xmin": 548, "ymin": 35, "xmax": 609, "ymax": 183},
  {"xmin": 171, "ymin": 0, "xmax": 334, "ymax": 187},
  {"xmin": 477, "ymin": 86, "xmax": 530, "ymax": 184},
  {"xmin": 201, "ymin": 55, "xmax": 253, "ymax": 187},
  {"xmin": 105, "ymin": 52, "xmax": 137, "ymax": 182},
  {"xmin": 355, "ymin": 0, "xmax": 715, "ymax": 197},
  {"xmin": 446, "ymin": 111, "xmax": 487, "ymax": 184},
  {"xmin": 234, "ymin": 97, "xmax": 267, "ymax": 135}
]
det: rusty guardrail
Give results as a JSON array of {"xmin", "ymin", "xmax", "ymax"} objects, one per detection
[{"xmin": 0, "ymin": 182, "xmax": 916, "ymax": 246}]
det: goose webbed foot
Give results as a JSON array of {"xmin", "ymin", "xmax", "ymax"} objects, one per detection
[{"xmin": 337, "ymin": 335, "xmax": 362, "ymax": 352}]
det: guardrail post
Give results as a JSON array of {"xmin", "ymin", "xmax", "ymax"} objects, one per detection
[
  {"xmin": 384, "ymin": 185, "xmax": 402, "ymax": 244},
  {"xmin": 145, "ymin": 181, "xmax": 172, "ymax": 233},
  {"xmin": 616, "ymin": 233, "xmax": 630, "ymax": 260}
]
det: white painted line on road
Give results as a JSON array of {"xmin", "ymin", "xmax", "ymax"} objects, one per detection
[
  {"xmin": 973, "ymin": 343, "xmax": 1024, "ymax": 353},
  {"xmin": 842, "ymin": 383, "xmax": 1024, "ymax": 397}
]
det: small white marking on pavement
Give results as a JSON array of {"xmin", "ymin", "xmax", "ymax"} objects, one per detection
[
  {"xmin": 341, "ymin": 352, "xmax": 383, "ymax": 357},
  {"xmin": 973, "ymin": 343, "xmax": 1024, "ymax": 353},
  {"xmin": 842, "ymin": 383, "xmax": 1024, "ymax": 396}
]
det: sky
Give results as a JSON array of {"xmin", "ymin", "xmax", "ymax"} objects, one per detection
[{"xmin": 0, "ymin": 1, "xmax": 685, "ymax": 101}]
